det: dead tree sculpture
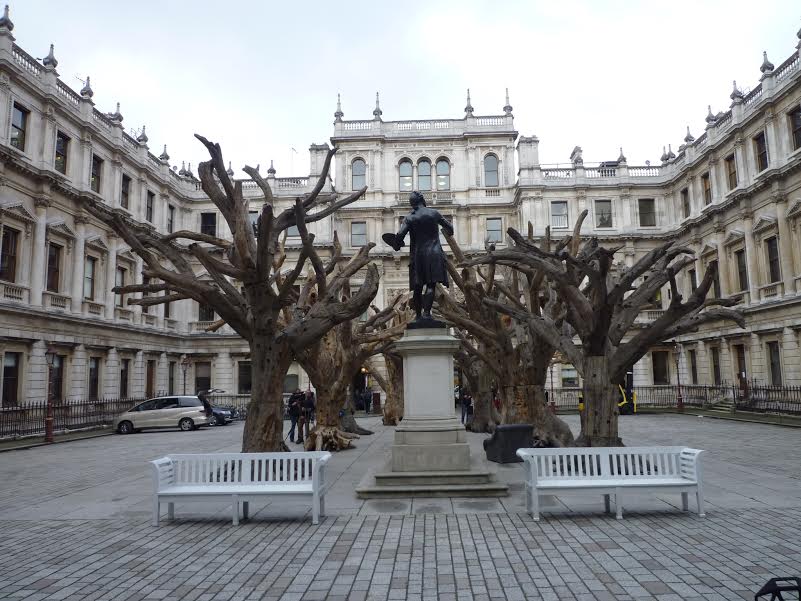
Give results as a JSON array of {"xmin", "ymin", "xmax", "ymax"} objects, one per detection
[
  {"xmin": 368, "ymin": 297, "xmax": 412, "ymax": 426},
  {"xmin": 468, "ymin": 231, "xmax": 745, "ymax": 446},
  {"xmin": 82, "ymin": 136, "xmax": 378, "ymax": 452}
]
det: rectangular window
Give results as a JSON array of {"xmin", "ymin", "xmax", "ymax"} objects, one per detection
[
  {"xmin": 167, "ymin": 205, "xmax": 175, "ymax": 233},
  {"xmin": 120, "ymin": 359, "xmax": 129, "ymax": 398},
  {"xmin": 120, "ymin": 174, "xmax": 131, "ymax": 209},
  {"xmin": 198, "ymin": 302, "xmax": 215, "ymax": 322},
  {"xmin": 141, "ymin": 276, "xmax": 150, "ymax": 314},
  {"xmin": 164, "ymin": 300, "xmax": 171, "ymax": 319},
  {"xmin": 351, "ymin": 221, "xmax": 367, "ymax": 247},
  {"xmin": 168, "ymin": 361, "xmax": 176, "ymax": 395},
  {"xmin": 146, "ymin": 191, "xmax": 155, "ymax": 222},
  {"xmin": 710, "ymin": 260, "xmax": 721, "ymax": 298},
  {"xmin": 725, "ymin": 154, "xmax": 737, "ymax": 190},
  {"xmin": 88, "ymin": 357, "xmax": 100, "ymax": 401},
  {"xmin": 594, "ymin": 199, "xmax": 613, "ymax": 228},
  {"xmin": 701, "ymin": 172, "xmax": 712, "ymax": 205},
  {"xmin": 46, "ymin": 243, "xmax": 62, "ymax": 293},
  {"xmin": 638, "ymin": 198, "xmax": 656, "ymax": 227},
  {"xmin": 711, "ymin": 347, "xmax": 721, "ymax": 385},
  {"xmin": 734, "ymin": 344, "xmax": 747, "ymax": 382},
  {"xmin": 238, "ymin": 361, "xmax": 252, "ymax": 394},
  {"xmin": 115, "ymin": 267, "xmax": 126, "ymax": 307},
  {"xmin": 2, "ymin": 352, "xmax": 21, "ymax": 407},
  {"xmin": 754, "ymin": 131, "xmax": 768, "ymax": 172},
  {"xmin": 195, "ymin": 361, "xmax": 211, "ymax": 394},
  {"xmin": 0, "ymin": 226, "xmax": 19, "ymax": 282},
  {"xmin": 765, "ymin": 236, "xmax": 781, "ymax": 283},
  {"xmin": 766, "ymin": 341, "xmax": 782, "ymax": 386},
  {"xmin": 550, "ymin": 201, "xmax": 568, "ymax": 228},
  {"xmin": 560, "ymin": 367, "xmax": 578, "ymax": 387},
  {"xmin": 49, "ymin": 354, "xmax": 64, "ymax": 402},
  {"xmin": 91, "ymin": 155, "xmax": 103, "ymax": 193},
  {"xmin": 55, "ymin": 131, "xmax": 70, "ymax": 174},
  {"xmin": 681, "ymin": 188, "xmax": 690, "ymax": 218},
  {"xmin": 652, "ymin": 351, "xmax": 670, "ymax": 385},
  {"xmin": 248, "ymin": 211, "xmax": 259, "ymax": 235},
  {"xmin": 83, "ymin": 256, "xmax": 97, "ymax": 300},
  {"xmin": 791, "ymin": 107, "xmax": 801, "ymax": 151},
  {"xmin": 10, "ymin": 103, "xmax": 28, "ymax": 151},
  {"xmin": 688, "ymin": 349, "xmax": 698, "ymax": 385},
  {"xmin": 688, "ymin": 268, "xmax": 697, "ymax": 292},
  {"xmin": 200, "ymin": 212, "xmax": 216, "ymax": 237},
  {"xmin": 486, "ymin": 218, "xmax": 502, "ymax": 243},
  {"xmin": 735, "ymin": 249, "xmax": 748, "ymax": 291}
]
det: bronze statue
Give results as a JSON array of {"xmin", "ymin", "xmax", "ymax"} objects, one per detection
[{"xmin": 383, "ymin": 191, "xmax": 453, "ymax": 327}]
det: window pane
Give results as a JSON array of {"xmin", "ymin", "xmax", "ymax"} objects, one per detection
[
  {"xmin": 436, "ymin": 160, "xmax": 450, "ymax": 190},
  {"xmin": 652, "ymin": 351, "xmax": 669, "ymax": 384},
  {"xmin": 486, "ymin": 218, "xmax": 502, "ymax": 243},
  {"xmin": 115, "ymin": 267, "xmax": 126, "ymax": 307},
  {"xmin": 399, "ymin": 160, "xmax": 413, "ymax": 191},
  {"xmin": 352, "ymin": 159, "xmax": 366, "ymax": 190},
  {"xmin": 55, "ymin": 132, "xmax": 69, "ymax": 174},
  {"xmin": 238, "ymin": 361, "xmax": 252, "ymax": 394},
  {"xmin": 198, "ymin": 302, "xmax": 215, "ymax": 322},
  {"xmin": 200, "ymin": 213, "xmax": 216, "ymax": 236},
  {"xmin": 484, "ymin": 155, "xmax": 498, "ymax": 187},
  {"xmin": 88, "ymin": 357, "xmax": 100, "ymax": 401},
  {"xmin": 791, "ymin": 108, "xmax": 801, "ymax": 151},
  {"xmin": 766, "ymin": 237, "xmax": 780, "ymax": 283},
  {"xmin": 120, "ymin": 175, "xmax": 131, "ymax": 209},
  {"xmin": 418, "ymin": 160, "xmax": 431, "ymax": 191},
  {"xmin": 735, "ymin": 249, "xmax": 748, "ymax": 291},
  {"xmin": 767, "ymin": 341, "xmax": 782, "ymax": 385},
  {"xmin": 195, "ymin": 362, "xmax": 211, "ymax": 393},
  {"xmin": 11, "ymin": 105, "xmax": 27, "ymax": 151},
  {"xmin": 83, "ymin": 257, "xmax": 96, "ymax": 300},
  {"xmin": 351, "ymin": 221, "xmax": 367, "ymax": 246},
  {"xmin": 146, "ymin": 191, "xmax": 155, "ymax": 222},
  {"xmin": 2, "ymin": 352, "xmax": 20, "ymax": 406},
  {"xmin": 638, "ymin": 198, "xmax": 656, "ymax": 227},
  {"xmin": 0, "ymin": 227, "xmax": 19, "ymax": 282},
  {"xmin": 47, "ymin": 244, "xmax": 61, "ymax": 293},
  {"xmin": 91, "ymin": 156, "xmax": 102, "ymax": 193},
  {"xmin": 550, "ymin": 202, "xmax": 568, "ymax": 228},
  {"xmin": 287, "ymin": 224, "xmax": 299, "ymax": 237},
  {"xmin": 595, "ymin": 200, "xmax": 612, "ymax": 228}
]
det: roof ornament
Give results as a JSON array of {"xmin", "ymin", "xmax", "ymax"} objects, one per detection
[
  {"xmin": 334, "ymin": 93, "xmax": 344, "ymax": 122},
  {"xmin": 705, "ymin": 105, "xmax": 717, "ymax": 124},
  {"xmin": 226, "ymin": 161, "xmax": 234, "ymax": 177},
  {"xmin": 617, "ymin": 147, "xmax": 627, "ymax": 164},
  {"xmin": 684, "ymin": 126, "xmax": 695, "ymax": 144},
  {"xmin": 464, "ymin": 88, "xmax": 474, "ymax": 116},
  {"xmin": 0, "ymin": 5, "xmax": 14, "ymax": 31},
  {"xmin": 178, "ymin": 161, "xmax": 187, "ymax": 176},
  {"xmin": 267, "ymin": 160, "xmax": 276, "ymax": 175},
  {"xmin": 136, "ymin": 125, "xmax": 148, "ymax": 144},
  {"xmin": 42, "ymin": 44, "xmax": 58, "ymax": 69},
  {"xmin": 108, "ymin": 102, "xmax": 123, "ymax": 123},
  {"xmin": 760, "ymin": 50, "xmax": 774, "ymax": 74},
  {"xmin": 666, "ymin": 144, "xmax": 676, "ymax": 160},
  {"xmin": 80, "ymin": 75, "xmax": 94, "ymax": 98},
  {"xmin": 373, "ymin": 91, "xmax": 382, "ymax": 119},
  {"xmin": 730, "ymin": 80, "xmax": 744, "ymax": 102},
  {"xmin": 660, "ymin": 146, "xmax": 668, "ymax": 163},
  {"xmin": 503, "ymin": 88, "xmax": 513, "ymax": 115},
  {"xmin": 186, "ymin": 163, "xmax": 194, "ymax": 179},
  {"xmin": 159, "ymin": 144, "xmax": 170, "ymax": 161}
]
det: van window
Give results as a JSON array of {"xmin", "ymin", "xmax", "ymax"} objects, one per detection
[
  {"xmin": 156, "ymin": 398, "xmax": 179, "ymax": 410},
  {"xmin": 179, "ymin": 397, "xmax": 203, "ymax": 407},
  {"xmin": 136, "ymin": 399, "xmax": 158, "ymax": 411}
]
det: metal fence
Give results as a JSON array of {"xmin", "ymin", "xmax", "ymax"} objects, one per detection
[{"xmin": 0, "ymin": 397, "xmax": 144, "ymax": 439}]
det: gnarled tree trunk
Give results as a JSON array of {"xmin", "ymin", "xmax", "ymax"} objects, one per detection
[
  {"xmin": 381, "ymin": 354, "xmax": 404, "ymax": 426},
  {"xmin": 468, "ymin": 362, "xmax": 497, "ymax": 433},
  {"xmin": 242, "ymin": 337, "xmax": 293, "ymax": 452},
  {"xmin": 575, "ymin": 355, "xmax": 621, "ymax": 447}
]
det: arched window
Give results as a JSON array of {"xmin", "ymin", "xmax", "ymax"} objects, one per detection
[
  {"xmin": 436, "ymin": 159, "xmax": 450, "ymax": 190},
  {"xmin": 351, "ymin": 158, "xmax": 366, "ymax": 190},
  {"xmin": 398, "ymin": 159, "xmax": 413, "ymax": 192},
  {"xmin": 418, "ymin": 159, "xmax": 431, "ymax": 191},
  {"xmin": 484, "ymin": 154, "xmax": 499, "ymax": 187}
]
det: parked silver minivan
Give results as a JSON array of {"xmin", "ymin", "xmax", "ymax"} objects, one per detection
[{"xmin": 115, "ymin": 396, "xmax": 210, "ymax": 434}]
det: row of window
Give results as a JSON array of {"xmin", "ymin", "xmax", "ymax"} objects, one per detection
[
  {"xmin": 350, "ymin": 155, "xmax": 500, "ymax": 192},
  {"xmin": 549, "ymin": 198, "xmax": 657, "ymax": 229}
]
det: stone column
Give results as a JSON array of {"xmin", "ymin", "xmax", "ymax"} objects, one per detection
[
  {"xmin": 775, "ymin": 197, "xmax": 796, "ymax": 295},
  {"xmin": 715, "ymin": 235, "xmax": 729, "ymax": 297},
  {"xmin": 104, "ymin": 235, "xmax": 118, "ymax": 319},
  {"xmin": 29, "ymin": 198, "xmax": 49, "ymax": 307},
  {"xmin": 213, "ymin": 351, "xmax": 233, "ymax": 393},
  {"xmin": 133, "ymin": 256, "xmax": 144, "ymax": 324},
  {"xmin": 28, "ymin": 340, "xmax": 49, "ymax": 402},
  {"xmin": 157, "ymin": 353, "xmax": 169, "ymax": 396},
  {"xmin": 742, "ymin": 213, "xmax": 760, "ymax": 304},
  {"xmin": 72, "ymin": 344, "xmax": 87, "ymax": 398},
  {"xmin": 733, "ymin": 137, "xmax": 748, "ymax": 187},
  {"xmin": 70, "ymin": 216, "xmax": 87, "ymax": 314},
  {"xmin": 782, "ymin": 327, "xmax": 800, "ymax": 385},
  {"xmin": 104, "ymin": 348, "xmax": 119, "ymax": 397},
  {"xmin": 749, "ymin": 333, "xmax": 764, "ymax": 383},
  {"xmin": 132, "ymin": 351, "xmax": 145, "ymax": 398},
  {"xmin": 696, "ymin": 340, "xmax": 709, "ymax": 384}
]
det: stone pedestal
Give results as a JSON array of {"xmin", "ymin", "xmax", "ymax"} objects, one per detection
[{"xmin": 356, "ymin": 328, "xmax": 508, "ymax": 498}]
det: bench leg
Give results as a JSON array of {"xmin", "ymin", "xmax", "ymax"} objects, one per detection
[
  {"xmin": 232, "ymin": 495, "xmax": 239, "ymax": 526},
  {"xmin": 152, "ymin": 497, "xmax": 160, "ymax": 527},
  {"xmin": 530, "ymin": 489, "xmax": 540, "ymax": 521},
  {"xmin": 242, "ymin": 502, "xmax": 249, "ymax": 521},
  {"xmin": 167, "ymin": 502, "xmax": 174, "ymax": 521},
  {"xmin": 319, "ymin": 495, "xmax": 325, "ymax": 518},
  {"xmin": 696, "ymin": 489, "xmax": 705, "ymax": 517},
  {"xmin": 603, "ymin": 494, "xmax": 611, "ymax": 514},
  {"xmin": 312, "ymin": 493, "xmax": 320, "ymax": 525},
  {"xmin": 615, "ymin": 490, "xmax": 623, "ymax": 520},
  {"xmin": 681, "ymin": 492, "xmax": 689, "ymax": 512}
]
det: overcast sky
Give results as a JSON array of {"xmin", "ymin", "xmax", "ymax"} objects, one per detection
[{"xmin": 16, "ymin": 1, "xmax": 800, "ymax": 179}]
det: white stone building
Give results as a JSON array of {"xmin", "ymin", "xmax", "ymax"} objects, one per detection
[{"xmin": 1, "ymin": 10, "xmax": 800, "ymax": 405}]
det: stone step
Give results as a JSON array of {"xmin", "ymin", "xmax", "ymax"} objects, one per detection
[
  {"xmin": 355, "ymin": 481, "xmax": 509, "ymax": 499},
  {"xmin": 374, "ymin": 470, "xmax": 495, "ymax": 486}
]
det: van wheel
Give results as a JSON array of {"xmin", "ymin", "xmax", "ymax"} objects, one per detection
[
  {"xmin": 179, "ymin": 418, "xmax": 194, "ymax": 432},
  {"xmin": 208, "ymin": 414, "xmax": 218, "ymax": 426},
  {"xmin": 118, "ymin": 421, "xmax": 134, "ymax": 435}
]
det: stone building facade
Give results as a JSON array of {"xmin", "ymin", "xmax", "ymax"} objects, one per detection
[{"xmin": 1, "ymin": 10, "xmax": 800, "ymax": 405}]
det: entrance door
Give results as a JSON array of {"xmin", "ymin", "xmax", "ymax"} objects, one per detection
[{"xmin": 146, "ymin": 360, "xmax": 156, "ymax": 398}]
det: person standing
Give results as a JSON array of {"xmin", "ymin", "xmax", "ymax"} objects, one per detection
[
  {"xmin": 302, "ymin": 390, "xmax": 316, "ymax": 438},
  {"xmin": 461, "ymin": 392, "xmax": 473, "ymax": 424},
  {"xmin": 287, "ymin": 388, "xmax": 303, "ymax": 443}
]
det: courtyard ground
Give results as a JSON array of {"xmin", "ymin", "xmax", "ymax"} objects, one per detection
[{"xmin": 0, "ymin": 414, "xmax": 799, "ymax": 600}]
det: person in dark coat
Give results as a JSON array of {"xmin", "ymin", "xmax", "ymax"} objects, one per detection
[
  {"xmin": 386, "ymin": 191, "xmax": 454, "ymax": 323},
  {"xmin": 287, "ymin": 389, "xmax": 304, "ymax": 443}
]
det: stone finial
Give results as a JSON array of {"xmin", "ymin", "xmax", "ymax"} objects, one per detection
[
  {"xmin": 660, "ymin": 146, "xmax": 668, "ymax": 162},
  {"xmin": 730, "ymin": 80, "xmax": 744, "ymax": 102},
  {"xmin": 108, "ymin": 102, "xmax": 123, "ymax": 123},
  {"xmin": 178, "ymin": 161, "xmax": 186, "ymax": 176},
  {"xmin": 136, "ymin": 125, "xmax": 148, "ymax": 144},
  {"xmin": 617, "ymin": 147, "xmax": 627, "ymax": 164},
  {"xmin": 503, "ymin": 88, "xmax": 513, "ymax": 115},
  {"xmin": 80, "ymin": 76, "xmax": 94, "ymax": 98},
  {"xmin": 760, "ymin": 50, "xmax": 774, "ymax": 74},
  {"xmin": 464, "ymin": 88, "xmax": 474, "ymax": 116},
  {"xmin": 0, "ymin": 5, "xmax": 13, "ymax": 31},
  {"xmin": 570, "ymin": 146, "xmax": 583, "ymax": 166},
  {"xmin": 267, "ymin": 160, "xmax": 276, "ymax": 175},
  {"xmin": 226, "ymin": 161, "xmax": 234, "ymax": 177},
  {"xmin": 43, "ymin": 44, "xmax": 58, "ymax": 69},
  {"xmin": 666, "ymin": 144, "xmax": 676, "ymax": 160},
  {"xmin": 334, "ymin": 93, "xmax": 344, "ymax": 122},
  {"xmin": 684, "ymin": 126, "xmax": 695, "ymax": 144},
  {"xmin": 705, "ymin": 105, "xmax": 717, "ymax": 124},
  {"xmin": 159, "ymin": 144, "xmax": 170, "ymax": 161},
  {"xmin": 373, "ymin": 91, "xmax": 382, "ymax": 119},
  {"xmin": 186, "ymin": 163, "xmax": 194, "ymax": 178}
]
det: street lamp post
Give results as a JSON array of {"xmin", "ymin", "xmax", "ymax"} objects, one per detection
[
  {"xmin": 180, "ymin": 356, "xmax": 190, "ymax": 395},
  {"xmin": 44, "ymin": 344, "xmax": 58, "ymax": 443},
  {"xmin": 673, "ymin": 342, "xmax": 684, "ymax": 413}
]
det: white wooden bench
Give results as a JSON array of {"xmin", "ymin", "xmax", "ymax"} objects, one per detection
[
  {"xmin": 516, "ymin": 446, "xmax": 705, "ymax": 520},
  {"xmin": 150, "ymin": 452, "xmax": 331, "ymax": 526}
]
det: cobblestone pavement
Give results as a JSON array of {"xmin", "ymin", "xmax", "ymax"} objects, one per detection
[{"xmin": 1, "ymin": 414, "xmax": 799, "ymax": 600}]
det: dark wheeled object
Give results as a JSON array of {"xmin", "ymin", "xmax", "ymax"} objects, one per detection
[{"xmin": 483, "ymin": 424, "xmax": 534, "ymax": 463}]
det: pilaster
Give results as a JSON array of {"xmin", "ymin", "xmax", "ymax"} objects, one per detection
[{"xmin": 29, "ymin": 197, "xmax": 49, "ymax": 306}]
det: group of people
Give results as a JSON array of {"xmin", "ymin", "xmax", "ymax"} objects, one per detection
[{"xmin": 287, "ymin": 388, "xmax": 316, "ymax": 444}]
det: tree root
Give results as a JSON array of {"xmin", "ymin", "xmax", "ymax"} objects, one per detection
[
  {"xmin": 303, "ymin": 425, "xmax": 360, "ymax": 451},
  {"xmin": 340, "ymin": 413, "xmax": 374, "ymax": 435}
]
